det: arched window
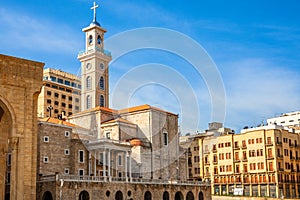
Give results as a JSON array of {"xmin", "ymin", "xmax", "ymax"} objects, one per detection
[
  {"xmin": 99, "ymin": 76, "xmax": 104, "ymax": 90},
  {"xmin": 89, "ymin": 35, "xmax": 93, "ymax": 45},
  {"xmin": 186, "ymin": 191, "xmax": 194, "ymax": 200},
  {"xmin": 100, "ymin": 95, "xmax": 105, "ymax": 107},
  {"xmin": 79, "ymin": 190, "xmax": 90, "ymax": 200},
  {"xmin": 86, "ymin": 76, "xmax": 91, "ymax": 90},
  {"xmin": 163, "ymin": 132, "xmax": 168, "ymax": 146},
  {"xmin": 163, "ymin": 191, "xmax": 169, "ymax": 200},
  {"xmin": 86, "ymin": 95, "xmax": 91, "ymax": 109},
  {"xmin": 97, "ymin": 35, "xmax": 102, "ymax": 44},
  {"xmin": 42, "ymin": 191, "xmax": 53, "ymax": 200},
  {"xmin": 115, "ymin": 191, "xmax": 123, "ymax": 200},
  {"xmin": 199, "ymin": 191, "xmax": 204, "ymax": 200},
  {"xmin": 175, "ymin": 192, "xmax": 184, "ymax": 200},
  {"xmin": 144, "ymin": 191, "xmax": 151, "ymax": 200}
]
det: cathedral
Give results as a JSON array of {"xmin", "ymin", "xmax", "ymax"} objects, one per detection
[{"xmin": 0, "ymin": 2, "xmax": 210, "ymax": 200}]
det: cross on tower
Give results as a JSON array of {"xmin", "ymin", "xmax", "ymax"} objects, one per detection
[{"xmin": 91, "ymin": 1, "xmax": 99, "ymax": 23}]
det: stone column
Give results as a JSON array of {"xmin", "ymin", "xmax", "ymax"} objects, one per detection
[
  {"xmin": 10, "ymin": 137, "xmax": 19, "ymax": 200},
  {"xmin": 103, "ymin": 150, "xmax": 106, "ymax": 181},
  {"xmin": 94, "ymin": 151, "xmax": 97, "ymax": 176},
  {"xmin": 129, "ymin": 151, "xmax": 132, "ymax": 182},
  {"xmin": 108, "ymin": 149, "xmax": 111, "ymax": 181},
  {"xmin": 125, "ymin": 151, "xmax": 128, "ymax": 182}
]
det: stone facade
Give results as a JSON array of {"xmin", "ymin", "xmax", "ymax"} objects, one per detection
[{"xmin": 0, "ymin": 54, "xmax": 44, "ymax": 200}]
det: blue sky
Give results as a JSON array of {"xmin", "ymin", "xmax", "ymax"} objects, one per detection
[{"xmin": 1, "ymin": 0, "xmax": 300, "ymax": 133}]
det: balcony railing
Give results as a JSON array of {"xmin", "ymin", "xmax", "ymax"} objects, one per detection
[
  {"xmin": 267, "ymin": 156, "xmax": 274, "ymax": 160},
  {"xmin": 276, "ymin": 141, "xmax": 282, "ymax": 145},
  {"xmin": 234, "ymin": 145, "xmax": 240, "ymax": 150},
  {"xmin": 266, "ymin": 142, "xmax": 273, "ymax": 146},
  {"xmin": 38, "ymin": 174, "xmax": 210, "ymax": 186},
  {"xmin": 241, "ymin": 145, "xmax": 247, "ymax": 149},
  {"xmin": 78, "ymin": 47, "xmax": 112, "ymax": 57}
]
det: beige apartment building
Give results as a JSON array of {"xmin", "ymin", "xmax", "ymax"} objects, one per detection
[
  {"xmin": 185, "ymin": 124, "xmax": 300, "ymax": 198},
  {"xmin": 37, "ymin": 68, "xmax": 81, "ymax": 118}
]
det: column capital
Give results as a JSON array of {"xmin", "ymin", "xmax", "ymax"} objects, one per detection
[{"xmin": 10, "ymin": 137, "xmax": 19, "ymax": 150}]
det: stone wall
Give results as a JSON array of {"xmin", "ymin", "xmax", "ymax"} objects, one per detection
[
  {"xmin": 38, "ymin": 180, "xmax": 211, "ymax": 200},
  {"xmin": 0, "ymin": 54, "xmax": 44, "ymax": 200}
]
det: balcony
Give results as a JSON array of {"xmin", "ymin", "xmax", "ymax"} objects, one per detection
[
  {"xmin": 289, "ymin": 143, "xmax": 295, "ymax": 148},
  {"xmin": 234, "ymin": 159, "xmax": 240, "ymax": 163},
  {"xmin": 267, "ymin": 155, "xmax": 274, "ymax": 160},
  {"xmin": 242, "ymin": 157, "xmax": 248, "ymax": 162},
  {"xmin": 266, "ymin": 142, "xmax": 273, "ymax": 146},
  {"xmin": 290, "ymin": 156, "xmax": 295, "ymax": 160},
  {"xmin": 234, "ymin": 145, "xmax": 240, "ymax": 150},
  {"xmin": 277, "ymin": 155, "xmax": 283, "ymax": 159},
  {"xmin": 78, "ymin": 47, "xmax": 112, "ymax": 58},
  {"xmin": 241, "ymin": 145, "xmax": 247, "ymax": 149},
  {"xmin": 279, "ymin": 168, "xmax": 284, "ymax": 172},
  {"xmin": 213, "ymin": 161, "xmax": 218, "ymax": 165},
  {"xmin": 276, "ymin": 141, "xmax": 282, "ymax": 146},
  {"xmin": 203, "ymin": 151, "xmax": 209, "ymax": 154},
  {"xmin": 212, "ymin": 148, "xmax": 217, "ymax": 153}
]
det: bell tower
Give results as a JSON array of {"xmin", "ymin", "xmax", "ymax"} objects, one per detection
[{"xmin": 78, "ymin": 1, "xmax": 111, "ymax": 111}]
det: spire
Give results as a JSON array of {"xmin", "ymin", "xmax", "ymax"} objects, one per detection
[{"xmin": 90, "ymin": 1, "xmax": 101, "ymax": 26}]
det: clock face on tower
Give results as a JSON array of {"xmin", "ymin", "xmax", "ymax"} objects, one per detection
[{"xmin": 86, "ymin": 63, "xmax": 91, "ymax": 70}]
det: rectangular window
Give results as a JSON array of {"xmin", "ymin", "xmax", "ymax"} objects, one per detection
[
  {"xmin": 79, "ymin": 150, "xmax": 84, "ymax": 163},
  {"xmin": 7, "ymin": 153, "xmax": 11, "ymax": 166},
  {"xmin": 57, "ymin": 78, "xmax": 63, "ymax": 84},
  {"xmin": 62, "ymin": 95, "xmax": 66, "ymax": 99},
  {"xmin": 68, "ymin": 96, "xmax": 73, "ymax": 101},
  {"xmin": 65, "ymin": 80, "xmax": 70, "ymax": 86},
  {"xmin": 46, "ymin": 91, "xmax": 52, "ymax": 96},
  {"xmin": 54, "ymin": 93, "xmax": 59, "ymax": 98},
  {"xmin": 267, "ymin": 137, "xmax": 272, "ymax": 144},
  {"xmin": 106, "ymin": 132, "xmax": 111, "ymax": 139},
  {"xmin": 163, "ymin": 132, "xmax": 168, "ymax": 146},
  {"xmin": 118, "ymin": 155, "xmax": 122, "ymax": 166},
  {"xmin": 46, "ymin": 99, "xmax": 51, "ymax": 104},
  {"xmin": 50, "ymin": 76, "xmax": 56, "ymax": 82},
  {"xmin": 79, "ymin": 169, "xmax": 84, "ymax": 176},
  {"xmin": 43, "ymin": 136, "xmax": 49, "ymax": 143}
]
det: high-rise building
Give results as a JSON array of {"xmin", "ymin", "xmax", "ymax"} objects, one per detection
[
  {"xmin": 37, "ymin": 68, "xmax": 81, "ymax": 118},
  {"xmin": 267, "ymin": 111, "xmax": 300, "ymax": 127}
]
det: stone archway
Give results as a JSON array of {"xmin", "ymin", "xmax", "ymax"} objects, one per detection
[
  {"xmin": 0, "ymin": 99, "xmax": 13, "ymax": 200},
  {"xmin": 0, "ymin": 54, "xmax": 44, "ymax": 200},
  {"xmin": 186, "ymin": 191, "xmax": 194, "ymax": 200},
  {"xmin": 174, "ymin": 191, "xmax": 184, "ymax": 200},
  {"xmin": 198, "ymin": 191, "xmax": 204, "ymax": 200}
]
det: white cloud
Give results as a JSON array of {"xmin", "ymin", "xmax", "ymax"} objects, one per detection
[
  {"xmin": 0, "ymin": 8, "xmax": 80, "ymax": 54},
  {"xmin": 223, "ymin": 58, "xmax": 300, "ymax": 130}
]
